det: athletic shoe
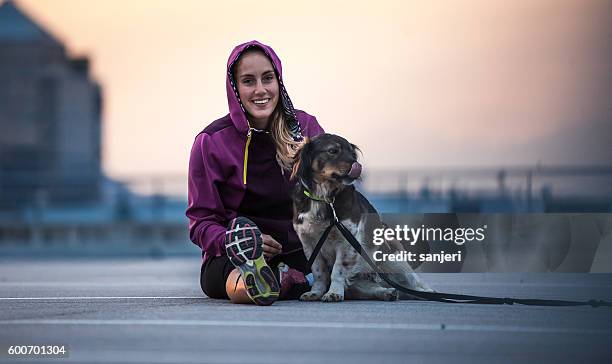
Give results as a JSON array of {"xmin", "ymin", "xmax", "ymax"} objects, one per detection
[{"xmin": 224, "ymin": 217, "xmax": 279, "ymax": 305}]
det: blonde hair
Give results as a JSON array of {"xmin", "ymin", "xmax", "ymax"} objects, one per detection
[{"xmin": 269, "ymin": 106, "xmax": 305, "ymax": 171}]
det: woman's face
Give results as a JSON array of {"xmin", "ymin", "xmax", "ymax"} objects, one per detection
[{"xmin": 234, "ymin": 50, "xmax": 279, "ymax": 129}]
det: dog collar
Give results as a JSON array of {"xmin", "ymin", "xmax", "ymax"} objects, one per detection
[
  {"xmin": 300, "ymin": 179, "xmax": 333, "ymax": 203},
  {"xmin": 300, "ymin": 179, "xmax": 338, "ymax": 221},
  {"xmin": 302, "ymin": 189, "xmax": 330, "ymax": 203}
]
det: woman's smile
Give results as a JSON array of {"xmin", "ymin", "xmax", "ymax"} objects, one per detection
[{"xmin": 252, "ymin": 98, "xmax": 271, "ymax": 106}]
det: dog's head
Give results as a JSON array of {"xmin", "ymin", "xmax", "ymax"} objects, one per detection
[{"xmin": 291, "ymin": 133, "xmax": 362, "ymax": 192}]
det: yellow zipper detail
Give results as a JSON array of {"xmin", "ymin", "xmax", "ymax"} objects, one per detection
[{"xmin": 243, "ymin": 128, "xmax": 252, "ymax": 185}]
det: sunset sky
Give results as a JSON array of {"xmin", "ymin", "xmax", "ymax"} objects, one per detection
[{"xmin": 10, "ymin": 0, "xmax": 612, "ymax": 178}]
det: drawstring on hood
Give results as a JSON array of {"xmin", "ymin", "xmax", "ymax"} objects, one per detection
[{"xmin": 226, "ymin": 40, "xmax": 304, "ymax": 185}]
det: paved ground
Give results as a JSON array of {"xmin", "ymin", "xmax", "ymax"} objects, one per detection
[{"xmin": 0, "ymin": 258, "xmax": 611, "ymax": 364}]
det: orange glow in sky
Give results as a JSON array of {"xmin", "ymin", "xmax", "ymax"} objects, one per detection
[{"xmin": 11, "ymin": 0, "xmax": 612, "ymax": 177}]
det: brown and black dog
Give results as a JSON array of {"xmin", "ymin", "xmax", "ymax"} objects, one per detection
[{"xmin": 291, "ymin": 133, "xmax": 433, "ymax": 302}]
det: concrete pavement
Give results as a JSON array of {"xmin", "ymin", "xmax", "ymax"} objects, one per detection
[{"xmin": 1, "ymin": 258, "xmax": 611, "ymax": 363}]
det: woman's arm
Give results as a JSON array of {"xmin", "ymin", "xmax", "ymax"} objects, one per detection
[{"xmin": 186, "ymin": 132, "xmax": 229, "ymax": 257}]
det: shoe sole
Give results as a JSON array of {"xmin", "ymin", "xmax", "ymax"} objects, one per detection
[{"xmin": 225, "ymin": 217, "xmax": 279, "ymax": 306}]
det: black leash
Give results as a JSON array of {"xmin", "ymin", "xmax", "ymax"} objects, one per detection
[{"xmin": 303, "ymin": 196, "xmax": 611, "ymax": 307}]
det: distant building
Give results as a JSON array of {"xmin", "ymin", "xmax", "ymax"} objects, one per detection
[{"xmin": 0, "ymin": 1, "xmax": 102, "ymax": 208}]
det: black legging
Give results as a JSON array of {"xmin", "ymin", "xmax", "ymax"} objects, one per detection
[{"xmin": 200, "ymin": 249, "xmax": 310, "ymax": 300}]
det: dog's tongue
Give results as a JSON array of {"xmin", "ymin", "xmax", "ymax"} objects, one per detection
[{"xmin": 348, "ymin": 162, "xmax": 362, "ymax": 178}]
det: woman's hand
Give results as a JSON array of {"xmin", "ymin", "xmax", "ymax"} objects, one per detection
[{"xmin": 261, "ymin": 234, "xmax": 282, "ymax": 260}]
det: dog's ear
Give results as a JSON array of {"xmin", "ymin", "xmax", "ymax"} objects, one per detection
[
  {"xmin": 290, "ymin": 137, "xmax": 308, "ymax": 181},
  {"xmin": 290, "ymin": 138, "xmax": 313, "ymax": 182},
  {"xmin": 290, "ymin": 156, "xmax": 301, "ymax": 181}
]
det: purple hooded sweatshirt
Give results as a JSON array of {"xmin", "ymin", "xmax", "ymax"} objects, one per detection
[{"xmin": 186, "ymin": 40, "xmax": 324, "ymax": 262}]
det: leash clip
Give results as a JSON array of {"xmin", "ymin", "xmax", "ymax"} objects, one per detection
[{"xmin": 328, "ymin": 201, "xmax": 338, "ymax": 222}]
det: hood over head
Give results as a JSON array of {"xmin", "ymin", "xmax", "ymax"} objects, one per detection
[{"xmin": 226, "ymin": 40, "xmax": 303, "ymax": 141}]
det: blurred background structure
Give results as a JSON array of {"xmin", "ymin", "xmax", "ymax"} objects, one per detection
[
  {"xmin": 0, "ymin": 0, "xmax": 611, "ymax": 257},
  {"xmin": 0, "ymin": 1, "xmax": 187, "ymax": 256},
  {"xmin": 0, "ymin": 0, "xmax": 102, "ymax": 208}
]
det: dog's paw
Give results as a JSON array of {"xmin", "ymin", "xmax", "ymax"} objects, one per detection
[
  {"xmin": 379, "ymin": 288, "xmax": 399, "ymax": 301},
  {"xmin": 299, "ymin": 291, "xmax": 323, "ymax": 301},
  {"xmin": 321, "ymin": 291, "xmax": 344, "ymax": 302},
  {"xmin": 417, "ymin": 283, "xmax": 435, "ymax": 293}
]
